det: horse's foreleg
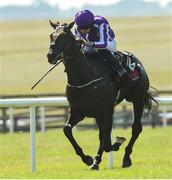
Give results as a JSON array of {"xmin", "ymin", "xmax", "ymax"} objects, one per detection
[
  {"xmin": 122, "ymin": 101, "xmax": 144, "ymax": 168},
  {"xmin": 90, "ymin": 115, "xmax": 113, "ymax": 170},
  {"xmin": 90, "ymin": 119, "xmax": 104, "ymax": 170},
  {"xmin": 90, "ymin": 113, "xmax": 113, "ymax": 170},
  {"xmin": 102, "ymin": 109, "xmax": 117, "ymax": 153},
  {"xmin": 90, "ymin": 111, "xmax": 126, "ymax": 170},
  {"xmin": 63, "ymin": 111, "xmax": 93, "ymax": 166}
]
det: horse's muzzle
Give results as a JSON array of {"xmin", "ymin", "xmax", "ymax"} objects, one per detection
[
  {"xmin": 47, "ymin": 51, "xmax": 63, "ymax": 64},
  {"xmin": 47, "ymin": 53, "xmax": 56, "ymax": 64}
]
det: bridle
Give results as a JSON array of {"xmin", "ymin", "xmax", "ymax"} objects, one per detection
[
  {"xmin": 54, "ymin": 42, "xmax": 104, "ymax": 89},
  {"xmin": 31, "ymin": 27, "xmax": 103, "ymax": 90}
]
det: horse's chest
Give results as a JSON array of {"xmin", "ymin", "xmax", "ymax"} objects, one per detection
[
  {"xmin": 66, "ymin": 84, "xmax": 114, "ymax": 116},
  {"xmin": 68, "ymin": 90, "xmax": 98, "ymax": 109}
]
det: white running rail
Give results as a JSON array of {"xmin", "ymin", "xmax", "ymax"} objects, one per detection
[{"xmin": 0, "ymin": 96, "xmax": 171, "ymax": 172}]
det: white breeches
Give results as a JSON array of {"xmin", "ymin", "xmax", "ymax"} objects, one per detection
[{"xmin": 83, "ymin": 39, "xmax": 117, "ymax": 54}]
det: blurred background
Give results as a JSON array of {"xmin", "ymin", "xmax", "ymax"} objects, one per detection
[{"xmin": 0, "ymin": 0, "xmax": 172, "ymax": 95}]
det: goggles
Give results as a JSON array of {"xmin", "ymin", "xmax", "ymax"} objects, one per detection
[{"xmin": 78, "ymin": 25, "xmax": 92, "ymax": 30}]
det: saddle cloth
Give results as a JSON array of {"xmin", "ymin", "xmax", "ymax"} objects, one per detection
[{"xmin": 116, "ymin": 51, "xmax": 141, "ymax": 81}]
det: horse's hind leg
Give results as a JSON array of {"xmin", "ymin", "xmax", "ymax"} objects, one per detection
[
  {"xmin": 63, "ymin": 109, "xmax": 93, "ymax": 166},
  {"xmin": 122, "ymin": 100, "xmax": 144, "ymax": 168},
  {"xmin": 111, "ymin": 136, "xmax": 126, "ymax": 151}
]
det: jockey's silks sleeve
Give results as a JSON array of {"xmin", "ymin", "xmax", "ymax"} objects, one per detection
[
  {"xmin": 92, "ymin": 23, "xmax": 108, "ymax": 49},
  {"xmin": 74, "ymin": 15, "xmax": 115, "ymax": 49}
]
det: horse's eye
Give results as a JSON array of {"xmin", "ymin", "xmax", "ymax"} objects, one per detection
[
  {"xmin": 50, "ymin": 33, "xmax": 57, "ymax": 42},
  {"xmin": 50, "ymin": 43, "xmax": 55, "ymax": 49},
  {"xmin": 50, "ymin": 34, "xmax": 53, "ymax": 40}
]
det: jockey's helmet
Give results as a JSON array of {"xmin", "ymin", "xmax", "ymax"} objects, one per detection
[{"xmin": 75, "ymin": 10, "xmax": 94, "ymax": 29}]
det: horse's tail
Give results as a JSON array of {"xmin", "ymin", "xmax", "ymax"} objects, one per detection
[{"xmin": 144, "ymin": 86, "xmax": 159, "ymax": 113}]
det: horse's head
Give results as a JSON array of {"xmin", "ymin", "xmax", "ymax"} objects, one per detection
[{"xmin": 47, "ymin": 20, "xmax": 75, "ymax": 64}]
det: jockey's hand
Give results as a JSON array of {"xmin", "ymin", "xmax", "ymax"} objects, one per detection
[
  {"xmin": 76, "ymin": 38, "xmax": 92, "ymax": 47},
  {"xmin": 76, "ymin": 38, "xmax": 85, "ymax": 46},
  {"xmin": 83, "ymin": 41, "xmax": 92, "ymax": 47}
]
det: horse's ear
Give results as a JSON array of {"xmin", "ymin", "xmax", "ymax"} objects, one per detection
[
  {"xmin": 66, "ymin": 21, "xmax": 75, "ymax": 30},
  {"xmin": 56, "ymin": 21, "xmax": 60, "ymax": 25},
  {"xmin": 49, "ymin": 20, "xmax": 59, "ymax": 29}
]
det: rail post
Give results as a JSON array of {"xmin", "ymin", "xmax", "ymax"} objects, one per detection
[
  {"xmin": 30, "ymin": 106, "xmax": 36, "ymax": 172},
  {"xmin": 162, "ymin": 106, "xmax": 167, "ymax": 127},
  {"xmin": 39, "ymin": 106, "xmax": 45, "ymax": 132},
  {"xmin": 8, "ymin": 107, "xmax": 14, "ymax": 133}
]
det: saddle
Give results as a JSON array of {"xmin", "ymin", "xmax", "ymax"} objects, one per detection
[
  {"xmin": 114, "ymin": 51, "xmax": 141, "ymax": 81},
  {"xmin": 84, "ymin": 50, "xmax": 142, "ymax": 85}
]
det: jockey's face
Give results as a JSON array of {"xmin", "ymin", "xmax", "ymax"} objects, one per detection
[{"xmin": 80, "ymin": 27, "xmax": 91, "ymax": 34}]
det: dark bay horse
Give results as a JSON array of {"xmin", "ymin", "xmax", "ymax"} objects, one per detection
[{"xmin": 47, "ymin": 21, "xmax": 157, "ymax": 170}]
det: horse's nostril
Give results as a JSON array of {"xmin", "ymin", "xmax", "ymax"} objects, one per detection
[
  {"xmin": 47, "ymin": 53, "xmax": 50, "ymax": 58},
  {"xmin": 47, "ymin": 53, "xmax": 53, "ymax": 59}
]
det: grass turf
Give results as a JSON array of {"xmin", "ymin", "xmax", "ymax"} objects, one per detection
[{"xmin": 0, "ymin": 127, "xmax": 172, "ymax": 178}]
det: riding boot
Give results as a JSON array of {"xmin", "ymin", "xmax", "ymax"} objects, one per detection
[{"xmin": 98, "ymin": 50, "xmax": 129, "ymax": 85}]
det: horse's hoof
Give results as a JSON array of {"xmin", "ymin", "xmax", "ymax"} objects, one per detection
[
  {"xmin": 111, "ymin": 142, "xmax": 120, "ymax": 151},
  {"xmin": 82, "ymin": 155, "xmax": 94, "ymax": 166},
  {"xmin": 89, "ymin": 164, "xmax": 99, "ymax": 170},
  {"xmin": 122, "ymin": 159, "xmax": 132, "ymax": 168},
  {"xmin": 111, "ymin": 137, "xmax": 126, "ymax": 151},
  {"xmin": 116, "ymin": 136, "xmax": 126, "ymax": 145}
]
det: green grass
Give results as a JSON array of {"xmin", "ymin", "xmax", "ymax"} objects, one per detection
[
  {"xmin": 0, "ymin": 16, "xmax": 172, "ymax": 95},
  {"xmin": 0, "ymin": 127, "xmax": 172, "ymax": 178}
]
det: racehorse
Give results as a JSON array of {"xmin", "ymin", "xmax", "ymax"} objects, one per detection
[{"xmin": 47, "ymin": 21, "xmax": 157, "ymax": 170}]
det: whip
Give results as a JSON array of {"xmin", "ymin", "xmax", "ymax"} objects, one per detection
[{"xmin": 31, "ymin": 59, "xmax": 62, "ymax": 90}]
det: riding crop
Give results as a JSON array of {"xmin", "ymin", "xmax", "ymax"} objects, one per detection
[{"xmin": 31, "ymin": 59, "xmax": 62, "ymax": 90}]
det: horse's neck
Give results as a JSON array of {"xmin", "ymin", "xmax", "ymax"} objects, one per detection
[{"xmin": 65, "ymin": 52, "xmax": 93, "ymax": 86}]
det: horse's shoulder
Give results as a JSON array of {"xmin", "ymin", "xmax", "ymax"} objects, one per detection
[
  {"xmin": 86, "ymin": 53, "xmax": 112, "ymax": 76},
  {"xmin": 85, "ymin": 53, "xmax": 109, "ymax": 67}
]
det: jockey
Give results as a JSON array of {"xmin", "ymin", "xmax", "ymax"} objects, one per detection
[{"xmin": 74, "ymin": 9, "xmax": 130, "ymax": 84}]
